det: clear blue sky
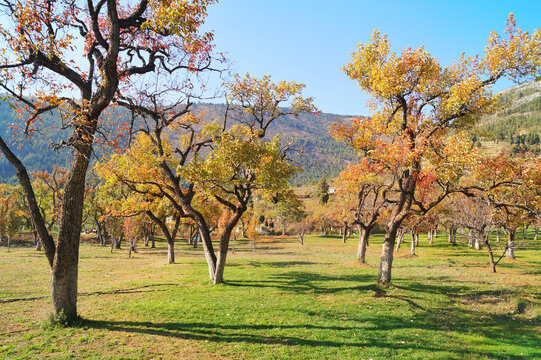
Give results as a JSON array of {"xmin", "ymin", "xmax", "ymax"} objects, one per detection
[{"xmin": 203, "ymin": 0, "xmax": 541, "ymax": 115}]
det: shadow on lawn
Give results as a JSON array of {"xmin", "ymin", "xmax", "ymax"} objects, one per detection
[
  {"xmin": 80, "ymin": 305, "xmax": 541, "ymax": 360},
  {"xmin": 0, "ymin": 283, "xmax": 179, "ymax": 304},
  {"xmin": 246, "ymin": 261, "xmax": 326, "ymax": 268},
  {"xmin": 228, "ymin": 271, "xmax": 377, "ymax": 295}
]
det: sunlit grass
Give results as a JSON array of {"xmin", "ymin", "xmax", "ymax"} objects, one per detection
[{"xmin": 1, "ymin": 231, "xmax": 539, "ymax": 359}]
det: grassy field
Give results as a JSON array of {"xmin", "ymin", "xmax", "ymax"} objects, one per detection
[{"xmin": 0, "ymin": 232, "xmax": 540, "ymax": 360}]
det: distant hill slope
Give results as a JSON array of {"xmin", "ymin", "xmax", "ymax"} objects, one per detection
[
  {"xmin": 3, "ymin": 80, "xmax": 537, "ymax": 186},
  {"xmin": 184, "ymin": 103, "xmax": 358, "ymax": 185},
  {"xmin": 478, "ymin": 81, "xmax": 541, "ymax": 152},
  {"xmin": 0, "ymin": 101, "xmax": 357, "ymax": 185},
  {"xmin": 0, "ymin": 101, "xmax": 73, "ymax": 182}
]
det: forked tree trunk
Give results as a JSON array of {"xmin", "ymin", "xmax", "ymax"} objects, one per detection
[
  {"xmin": 506, "ymin": 229, "xmax": 515, "ymax": 259},
  {"xmin": 213, "ymin": 210, "xmax": 244, "ymax": 285}
]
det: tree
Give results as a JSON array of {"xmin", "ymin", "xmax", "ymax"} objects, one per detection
[
  {"xmin": 31, "ymin": 167, "xmax": 68, "ymax": 250},
  {"xmin": 0, "ymin": 0, "xmax": 217, "ymax": 322},
  {"xmin": 333, "ymin": 159, "xmax": 390, "ymax": 262},
  {"xmin": 469, "ymin": 152, "xmax": 541, "ymax": 268},
  {"xmin": 182, "ymin": 124, "xmax": 298, "ymax": 282},
  {"xmin": 99, "ymin": 74, "xmax": 315, "ymax": 284},
  {"xmin": 294, "ymin": 217, "xmax": 314, "ymax": 245},
  {"xmin": 0, "ymin": 184, "xmax": 24, "ymax": 251},
  {"xmin": 317, "ymin": 177, "xmax": 330, "ymax": 205},
  {"xmin": 335, "ymin": 15, "xmax": 541, "ymax": 285},
  {"xmin": 273, "ymin": 189, "xmax": 305, "ymax": 236}
]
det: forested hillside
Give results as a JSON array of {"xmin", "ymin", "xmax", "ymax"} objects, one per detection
[
  {"xmin": 1, "ymin": 80, "xmax": 539, "ymax": 185},
  {"xmin": 479, "ymin": 81, "xmax": 541, "ymax": 153},
  {"xmin": 0, "ymin": 101, "xmax": 357, "ymax": 185},
  {"xmin": 190, "ymin": 103, "xmax": 358, "ymax": 185},
  {"xmin": 0, "ymin": 101, "xmax": 72, "ymax": 182}
]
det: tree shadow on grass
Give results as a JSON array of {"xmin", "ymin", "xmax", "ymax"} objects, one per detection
[
  {"xmin": 227, "ymin": 271, "xmax": 378, "ymax": 295},
  {"xmin": 246, "ymin": 261, "xmax": 327, "ymax": 268},
  {"xmin": 80, "ymin": 305, "xmax": 541, "ymax": 360},
  {"xmin": 392, "ymin": 281, "xmax": 530, "ymax": 299},
  {"xmin": 0, "ymin": 283, "xmax": 179, "ymax": 304}
]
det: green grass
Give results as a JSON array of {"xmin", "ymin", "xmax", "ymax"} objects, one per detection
[{"xmin": 0, "ymin": 232, "xmax": 540, "ymax": 359}]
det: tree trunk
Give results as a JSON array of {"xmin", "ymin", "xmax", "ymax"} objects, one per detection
[
  {"xmin": 195, "ymin": 215, "xmax": 217, "ymax": 283},
  {"xmin": 428, "ymin": 230, "xmax": 433, "ymax": 245},
  {"xmin": 496, "ymin": 227, "xmax": 500, "ymax": 242},
  {"xmin": 188, "ymin": 225, "xmax": 194, "ymax": 245},
  {"xmin": 32, "ymin": 226, "xmax": 39, "ymax": 247},
  {"xmin": 415, "ymin": 233, "xmax": 419, "ymax": 246},
  {"xmin": 241, "ymin": 221, "xmax": 246, "ymax": 238},
  {"xmin": 7, "ymin": 236, "xmax": 10, "ymax": 252},
  {"xmin": 410, "ymin": 231, "xmax": 416, "ymax": 256},
  {"xmin": 486, "ymin": 240, "xmax": 496, "ymax": 273},
  {"xmin": 534, "ymin": 227, "xmax": 538, "ymax": 241},
  {"xmin": 357, "ymin": 226, "xmax": 370, "ymax": 263},
  {"xmin": 214, "ymin": 210, "xmax": 244, "ymax": 285},
  {"xmin": 522, "ymin": 225, "xmax": 527, "ymax": 240},
  {"xmin": 342, "ymin": 222, "xmax": 348, "ymax": 243},
  {"xmin": 447, "ymin": 228, "xmax": 452, "ymax": 243},
  {"xmin": 506, "ymin": 229, "xmax": 515, "ymax": 259},
  {"xmin": 378, "ymin": 225, "xmax": 399, "ymax": 286},
  {"xmin": 395, "ymin": 230, "xmax": 403, "ymax": 252},
  {"xmin": 468, "ymin": 229, "xmax": 474, "ymax": 247},
  {"xmin": 36, "ymin": 239, "xmax": 42, "ymax": 251},
  {"xmin": 95, "ymin": 218, "xmax": 106, "ymax": 246},
  {"xmin": 143, "ymin": 230, "xmax": 149, "ymax": 247},
  {"xmin": 115, "ymin": 235, "xmax": 122, "ymax": 249},
  {"xmin": 50, "ymin": 144, "xmax": 95, "ymax": 323},
  {"xmin": 474, "ymin": 236, "xmax": 481, "ymax": 250}
]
